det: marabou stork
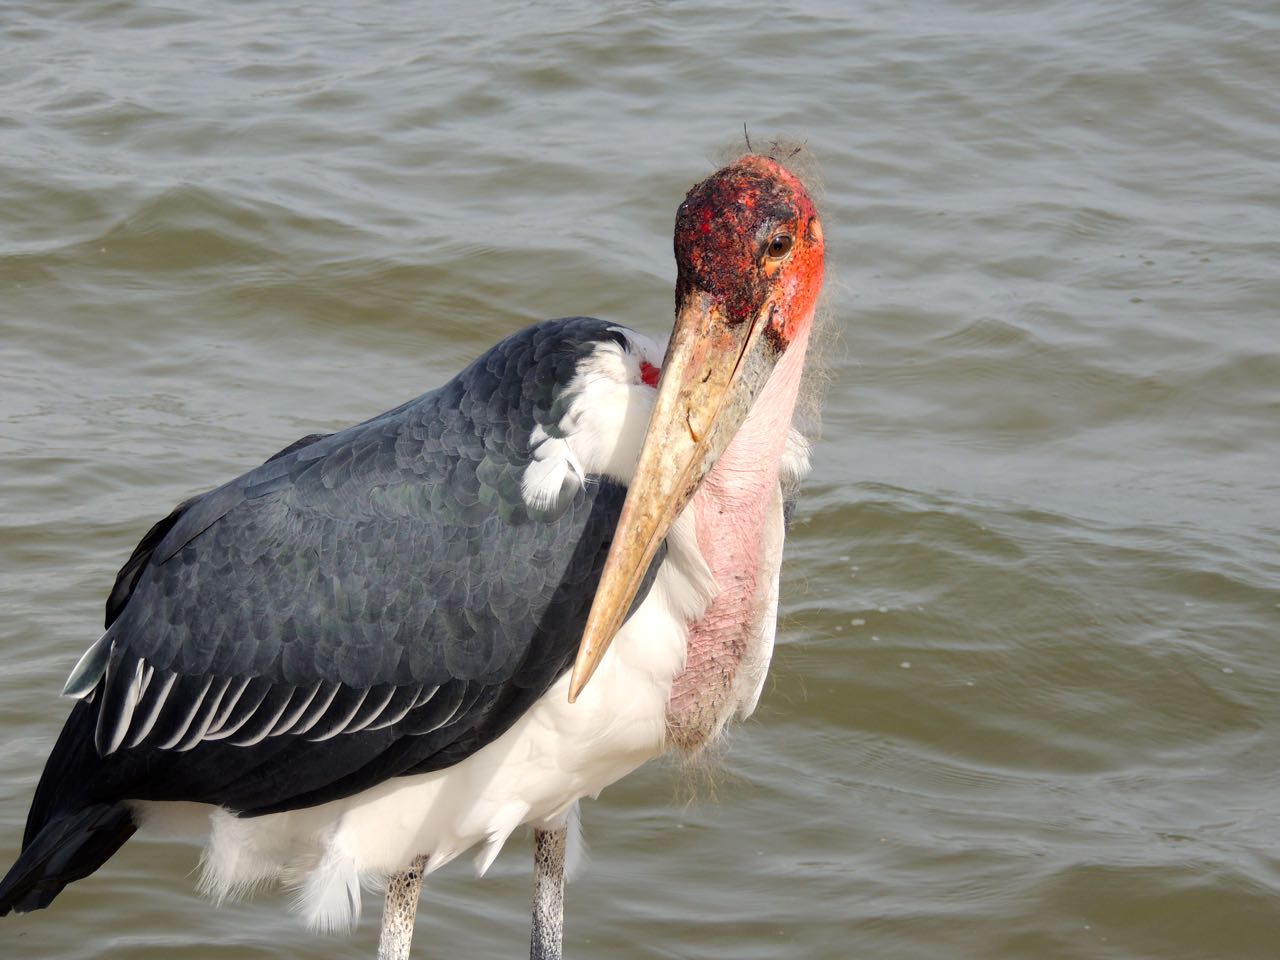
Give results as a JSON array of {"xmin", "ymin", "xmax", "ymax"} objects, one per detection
[{"xmin": 0, "ymin": 153, "xmax": 825, "ymax": 958}]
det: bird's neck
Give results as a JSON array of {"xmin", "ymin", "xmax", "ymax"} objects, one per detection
[{"xmin": 666, "ymin": 324, "xmax": 812, "ymax": 750}]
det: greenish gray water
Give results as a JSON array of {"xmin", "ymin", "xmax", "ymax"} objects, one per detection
[{"xmin": 3, "ymin": 1, "xmax": 1278, "ymax": 957}]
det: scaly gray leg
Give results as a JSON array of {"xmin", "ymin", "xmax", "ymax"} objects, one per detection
[
  {"xmin": 531, "ymin": 826, "xmax": 567, "ymax": 960},
  {"xmin": 378, "ymin": 855, "xmax": 428, "ymax": 960}
]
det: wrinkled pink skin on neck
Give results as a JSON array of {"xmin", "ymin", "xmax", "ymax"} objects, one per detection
[
  {"xmin": 666, "ymin": 321, "xmax": 812, "ymax": 749},
  {"xmin": 660, "ymin": 154, "xmax": 824, "ymax": 749}
]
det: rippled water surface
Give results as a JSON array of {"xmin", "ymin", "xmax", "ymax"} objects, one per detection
[{"xmin": 3, "ymin": 1, "xmax": 1279, "ymax": 957}]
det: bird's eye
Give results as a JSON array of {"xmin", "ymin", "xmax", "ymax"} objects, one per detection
[{"xmin": 765, "ymin": 233, "xmax": 793, "ymax": 260}]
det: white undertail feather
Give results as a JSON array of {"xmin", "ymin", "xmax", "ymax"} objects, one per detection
[
  {"xmin": 556, "ymin": 802, "xmax": 587, "ymax": 881},
  {"xmin": 122, "ymin": 329, "xmax": 807, "ymax": 934},
  {"xmin": 297, "ymin": 840, "xmax": 362, "ymax": 934}
]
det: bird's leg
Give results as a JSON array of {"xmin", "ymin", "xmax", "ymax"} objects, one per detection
[
  {"xmin": 530, "ymin": 825, "xmax": 567, "ymax": 960},
  {"xmin": 378, "ymin": 855, "xmax": 428, "ymax": 960}
]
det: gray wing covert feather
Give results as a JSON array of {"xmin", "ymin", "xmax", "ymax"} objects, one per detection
[{"xmin": 90, "ymin": 319, "xmax": 637, "ymax": 773}]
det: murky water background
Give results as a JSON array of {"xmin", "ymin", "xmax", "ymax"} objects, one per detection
[{"xmin": 3, "ymin": 1, "xmax": 1278, "ymax": 957}]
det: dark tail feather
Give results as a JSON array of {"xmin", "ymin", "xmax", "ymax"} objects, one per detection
[{"xmin": 0, "ymin": 803, "xmax": 136, "ymax": 915}]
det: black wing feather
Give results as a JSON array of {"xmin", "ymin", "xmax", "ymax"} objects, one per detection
[{"xmin": 30, "ymin": 318, "xmax": 657, "ymax": 829}]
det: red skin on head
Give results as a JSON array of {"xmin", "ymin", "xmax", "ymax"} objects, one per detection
[{"xmin": 673, "ymin": 155, "xmax": 825, "ymax": 348}]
